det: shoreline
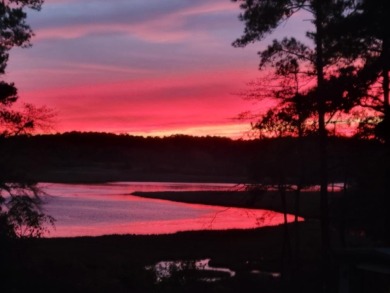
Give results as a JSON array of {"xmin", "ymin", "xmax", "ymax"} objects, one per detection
[
  {"xmin": 31, "ymin": 171, "xmax": 250, "ymax": 185},
  {"xmin": 132, "ymin": 190, "xmax": 328, "ymax": 219}
]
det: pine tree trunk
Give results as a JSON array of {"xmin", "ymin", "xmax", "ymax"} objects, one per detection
[
  {"xmin": 313, "ymin": 0, "xmax": 330, "ymax": 291},
  {"xmin": 381, "ymin": 36, "xmax": 390, "ymax": 244}
]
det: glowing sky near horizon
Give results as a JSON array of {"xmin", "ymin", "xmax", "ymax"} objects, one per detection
[{"xmin": 5, "ymin": 0, "xmax": 311, "ymax": 138}]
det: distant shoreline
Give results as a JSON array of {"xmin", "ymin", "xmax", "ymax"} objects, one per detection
[{"xmin": 34, "ymin": 172, "xmax": 249, "ymax": 185}]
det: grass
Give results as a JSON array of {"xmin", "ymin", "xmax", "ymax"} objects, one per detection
[{"xmin": 2, "ymin": 221, "xmax": 323, "ymax": 293}]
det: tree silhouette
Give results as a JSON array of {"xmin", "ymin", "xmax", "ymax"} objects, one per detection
[
  {"xmin": 0, "ymin": 0, "xmax": 54, "ymax": 240},
  {"xmin": 231, "ymin": 1, "xmax": 362, "ymax": 291},
  {"xmin": 325, "ymin": 0, "xmax": 390, "ymax": 243},
  {"xmin": 323, "ymin": 1, "xmax": 388, "ymax": 138}
]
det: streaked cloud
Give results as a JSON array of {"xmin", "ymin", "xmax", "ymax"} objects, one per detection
[{"xmin": 5, "ymin": 0, "xmax": 307, "ymax": 137}]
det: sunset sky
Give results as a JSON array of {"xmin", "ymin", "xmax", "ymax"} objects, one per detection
[{"xmin": 6, "ymin": 0, "xmax": 310, "ymax": 138}]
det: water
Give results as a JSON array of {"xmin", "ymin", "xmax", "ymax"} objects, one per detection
[
  {"xmin": 39, "ymin": 182, "xmax": 298, "ymax": 237},
  {"xmin": 146, "ymin": 259, "xmax": 236, "ymax": 283}
]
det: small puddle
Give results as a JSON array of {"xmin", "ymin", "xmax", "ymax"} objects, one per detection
[
  {"xmin": 146, "ymin": 259, "xmax": 235, "ymax": 282},
  {"xmin": 250, "ymin": 269, "xmax": 281, "ymax": 278},
  {"xmin": 197, "ymin": 259, "xmax": 235, "ymax": 277}
]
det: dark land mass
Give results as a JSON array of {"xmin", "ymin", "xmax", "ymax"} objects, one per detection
[
  {"xmin": 132, "ymin": 190, "xmax": 325, "ymax": 219},
  {"xmin": 0, "ymin": 131, "xmax": 385, "ymax": 184}
]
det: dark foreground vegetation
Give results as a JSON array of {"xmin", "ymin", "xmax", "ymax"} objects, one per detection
[
  {"xmin": 2, "ymin": 222, "xmax": 324, "ymax": 293},
  {"xmin": 2, "ymin": 220, "xmax": 388, "ymax": 293}
]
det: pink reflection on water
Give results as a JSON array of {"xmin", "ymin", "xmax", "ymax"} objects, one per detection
[
  {"xmin": 48, "ymin": 203, "xmax": 301, "ymax": 237},
  {"xmin": 41, "ymin": 183, "xmax": 303, "ymax": 238}
]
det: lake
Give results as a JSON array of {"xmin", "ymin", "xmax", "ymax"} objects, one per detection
[{"xmin": 40, "ymin": 182, "xmax": 296, "ymax": 237}]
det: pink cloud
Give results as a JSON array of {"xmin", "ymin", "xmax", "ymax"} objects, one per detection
[
  {"xmin": 19, "ymin": 66, "xmax": 270, "ymax": 136},
  {"xmin": 7, "ymin": 0, "xmax": 289, "ymax": 137}
]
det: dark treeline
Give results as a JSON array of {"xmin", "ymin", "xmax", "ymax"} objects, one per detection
[{"xmin": 0, "ymin": 131, "xmax": 384, "ymax": 185}]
